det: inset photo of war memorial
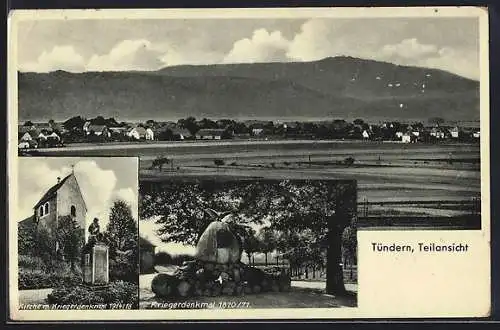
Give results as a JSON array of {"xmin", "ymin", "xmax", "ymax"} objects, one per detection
[
  {"xmin": 17, "ymin": 157, "xmax": 139, "ymax": 309},
  {"xmin": 138, "ymin": 177, "xmax": 357, "ymax": 309}
]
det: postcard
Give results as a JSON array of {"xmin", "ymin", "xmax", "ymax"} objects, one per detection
[{"xmin": 8, "ymin": 6, "xmax": 490, "ymax": 321}]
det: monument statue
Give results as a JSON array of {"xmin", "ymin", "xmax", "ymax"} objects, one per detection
[
  {"xmin": 194, "ymin": 208, "xmax": 242, "ymax": 264},
  {"xmin": 82, "ymin": 217, "xmax": 109, "ymax": 286}
]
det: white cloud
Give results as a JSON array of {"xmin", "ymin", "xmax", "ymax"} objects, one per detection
[
  {"xmin": 223, "ymin": 28, "xmax": 290, "ymax": 64},
  {"xmin": 17, "ymin": 161, "xmax": 70, "ymax": 220},
  {"xmin": 287, "ymin": 19, "xmax": 340, "ymax": 61},
  {"xmin": 86, "ymin": 39, "xmax": 165, "ymax": 71},
  {"xmin": 423, "ymin": 47, "xmax": 479, "ymax": 80},
  {"xmin": 17, "ymin": 22, "xmax": 478, "ymax": 80},
  {"xmin": 381, "ymin": 38, "xmax": 439, "ymax": 60},
  {"xmin": 113, "ymin": 187, "xmax": 138, "ymax": 220},
  {"xmin": 19, "ymin": 45, "xmax": 86, "ymax": 73}
]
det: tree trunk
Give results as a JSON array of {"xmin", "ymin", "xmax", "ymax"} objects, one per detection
[
  {"xmin": 264, "ymin": 253, "xmax": 268, "ymax": 266},
  {"xmin": 326, "ymin": 224, "xmax": 346, "ymax": 295}
]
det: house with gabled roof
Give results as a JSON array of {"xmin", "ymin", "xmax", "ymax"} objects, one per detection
[
  {"xmin": 195, "ymin": 128, "xmax": 231, "ymax": 140},
  {"xmin": 127, "ymin": 126, "xmax": 147, "ymax": 140},
  {"xmin": 29, "ymin": 172, "xmax": 88, "ymax": 252}
]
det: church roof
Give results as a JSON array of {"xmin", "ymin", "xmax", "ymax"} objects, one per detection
[{"xmin": 33, "ymin": 174, "xmax": 73, "ymax": 209}]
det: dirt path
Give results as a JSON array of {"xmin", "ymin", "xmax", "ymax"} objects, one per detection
[{"xmin": 139, "ymin": 274, "xmax": 357, "ymax": 309}]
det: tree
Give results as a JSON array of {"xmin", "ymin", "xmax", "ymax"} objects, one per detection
[
  {"xmin": 18, "ymin": 220, "xmax": 37, "ymax": 256},
  {"xmin": 178, "ymin": 117, "xmax": 199, "ymax": 135},
  {"xmin": 214, "ymin": 159, "xmax": 225, "ymax": 168},
  {"xmin": 32, "ymin": 225, "xmax": 58, "ymax": 272},
  {"xmin": 428, "ymin": 117, "xmax": 445, "ymax": 126},
  {"xmin": 63, "ymin": 116, "xmax": 87, "ymax": 131},
  {"xmin": 342, "ymin": 225, "xmax": 357, "ymax": 277},
  {"xmin": 90, "ymin": 116, "xmax": 106, "ymax": 125},
  {"xmin": 344, "ymin": 156, "xmax": 355, "ymax": 166},
  {"xmin": 107, "ymin": 200, "xmax": 138, "ymax": 251},
  {"xmin": 240, "ymin": 228, "xmax": 260, "ymax": 265},
  {"xmin": 56, "ymin": 215, "xmax": 84, "ymax": 271},
  {"xmin": 258, "ymin": 227, "xmax": 276, "ymax": 266},
  {"xmin": 353, "ymin": 119, "xmax": 364, "ymax": 125}
]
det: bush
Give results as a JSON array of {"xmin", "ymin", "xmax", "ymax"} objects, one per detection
[
  {"xmin": 109, "ymin": 250, "xmax": 138, "ymax": 284},
  {"xmin": 46, "ymin": 281, "xmax": 138, "ymax": 308},
  {"xmin": 19, "ymin": 269, "xmax": 82, "ymax": 290},
  {"xmin": 344, "ymin": 156, "xmax": 355, "ymax": 166},
  {"xmin": 18, "ymin": 255, "xmax": 45, "ymax": 270},
  {"xmin": 214, "ymin": 159, "xmax": 225, "ymax": 167},
  {"xmin": 154, "ymin": 251, "xmax": 173, "ymax": 265}
]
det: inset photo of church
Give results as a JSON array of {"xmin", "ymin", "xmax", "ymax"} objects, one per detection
[{"xmin": 16, "ymin": 157, "xmax": 139, "ymax": 309}]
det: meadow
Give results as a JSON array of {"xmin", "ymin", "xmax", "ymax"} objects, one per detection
[{"xmin": 25, "ymin": 139, "xmax": 481, "ymax": 221}]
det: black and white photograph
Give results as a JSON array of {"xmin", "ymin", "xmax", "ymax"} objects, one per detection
[
  {"xmin": 138, "ymin": 177, "xmax": 357, "ymax": 309},
  {"xmin": 16, "ymin": 157, "xmax": 139, "ymax": 310},
  {"xmin": 7, "ymin": 6, "xmax": 490, "ymax": 320},
  {"xmin": 14, "ymin": 10, "xmax": 483, "ymax": 230}
]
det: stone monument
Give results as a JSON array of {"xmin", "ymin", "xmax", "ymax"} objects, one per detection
[
  {"xmin": 151, "ymin": 208, "xmax": 291, "ymax": 298},
  {"xmin": 82, "ymin": 218, "xmax": 109, "ymax": 286}
]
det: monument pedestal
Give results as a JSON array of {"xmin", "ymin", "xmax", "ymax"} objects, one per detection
[{"xmin": 82, "ymin": 242, "xmax": 109, "ymax": 286}]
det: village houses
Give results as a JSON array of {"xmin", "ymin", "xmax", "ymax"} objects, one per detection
[{"xmin": 127, "ymin": 126, "xmax": 147, "ymax": 140}]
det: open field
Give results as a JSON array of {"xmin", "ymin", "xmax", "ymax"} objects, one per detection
[{"xmin": 23, "ymin": 140, "xmax": 481, "ymax": 222}]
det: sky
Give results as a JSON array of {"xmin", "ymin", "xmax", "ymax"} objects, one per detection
[
  {"xmin": 16, "ymin": 17, "xmax": 480, "ymax": 80},
  {"xmin": 17, "ymin": 157, "xmax": 139, "ymax": 239}
]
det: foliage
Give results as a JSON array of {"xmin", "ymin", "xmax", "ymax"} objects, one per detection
[
  {"xmin": 30, "ymin": 225, "xmax": 60, "ymax": 272},
  {"xmin": 154, "ymin": 251, "xmax": 173, "ymax": 265},
  {"xmin": 56, "ymin": 215, "xmax": 84, "ymax": 270},
  {"xmin": 214, "ymin": 159, "xmax": 225, "ymax": 167},
  {"xmin": 46, "ymin": 281, "xmax": 138, "ymax": 307},
  {"xmin": 18, "ymin": 220, "xmax": 37, "ymax": 256},
  {"xmin": 177, "ymin": 116, "xmax": 199, "ymax": 135},
  {"xmin": 344, "ymin": 156, "xmax": 355, "ymax": 166},
  {"xmin": 109, "ymin": 250, "xmax": 138, "ymax": 283},
  {"xmin": 107, "ymin": 200, "xmax": 138, "ymax": 251},
  {"xmin": 63, "ymin": 116, "xmax": 86, "ymax": 131},
  {"xmin": 18, "ymin": 268, "xmax": 82, "ymax": 290},
  {"xmin": 342, "ymin": 226, "xmax": 357, "ymax": 266},
  {"xmin": 18, "ymin": 255, "xmax": 46, "ymax": 270},
  {"xmin": 258, "ymin": 227, "xmax": 277, "ymax": 265}
]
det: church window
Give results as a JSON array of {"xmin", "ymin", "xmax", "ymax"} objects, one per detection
[
  {"xmin": 44, "ymin": 202, "xmax": 49, "ymax": 215},
  {"xmin": 71, "ymin": 205, "xmax": 76, "ymax": 217}
]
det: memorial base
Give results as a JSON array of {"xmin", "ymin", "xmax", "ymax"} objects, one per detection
[{"xmin": 151, "ymin": 259, "xmax": 291, "ymax": 298}]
